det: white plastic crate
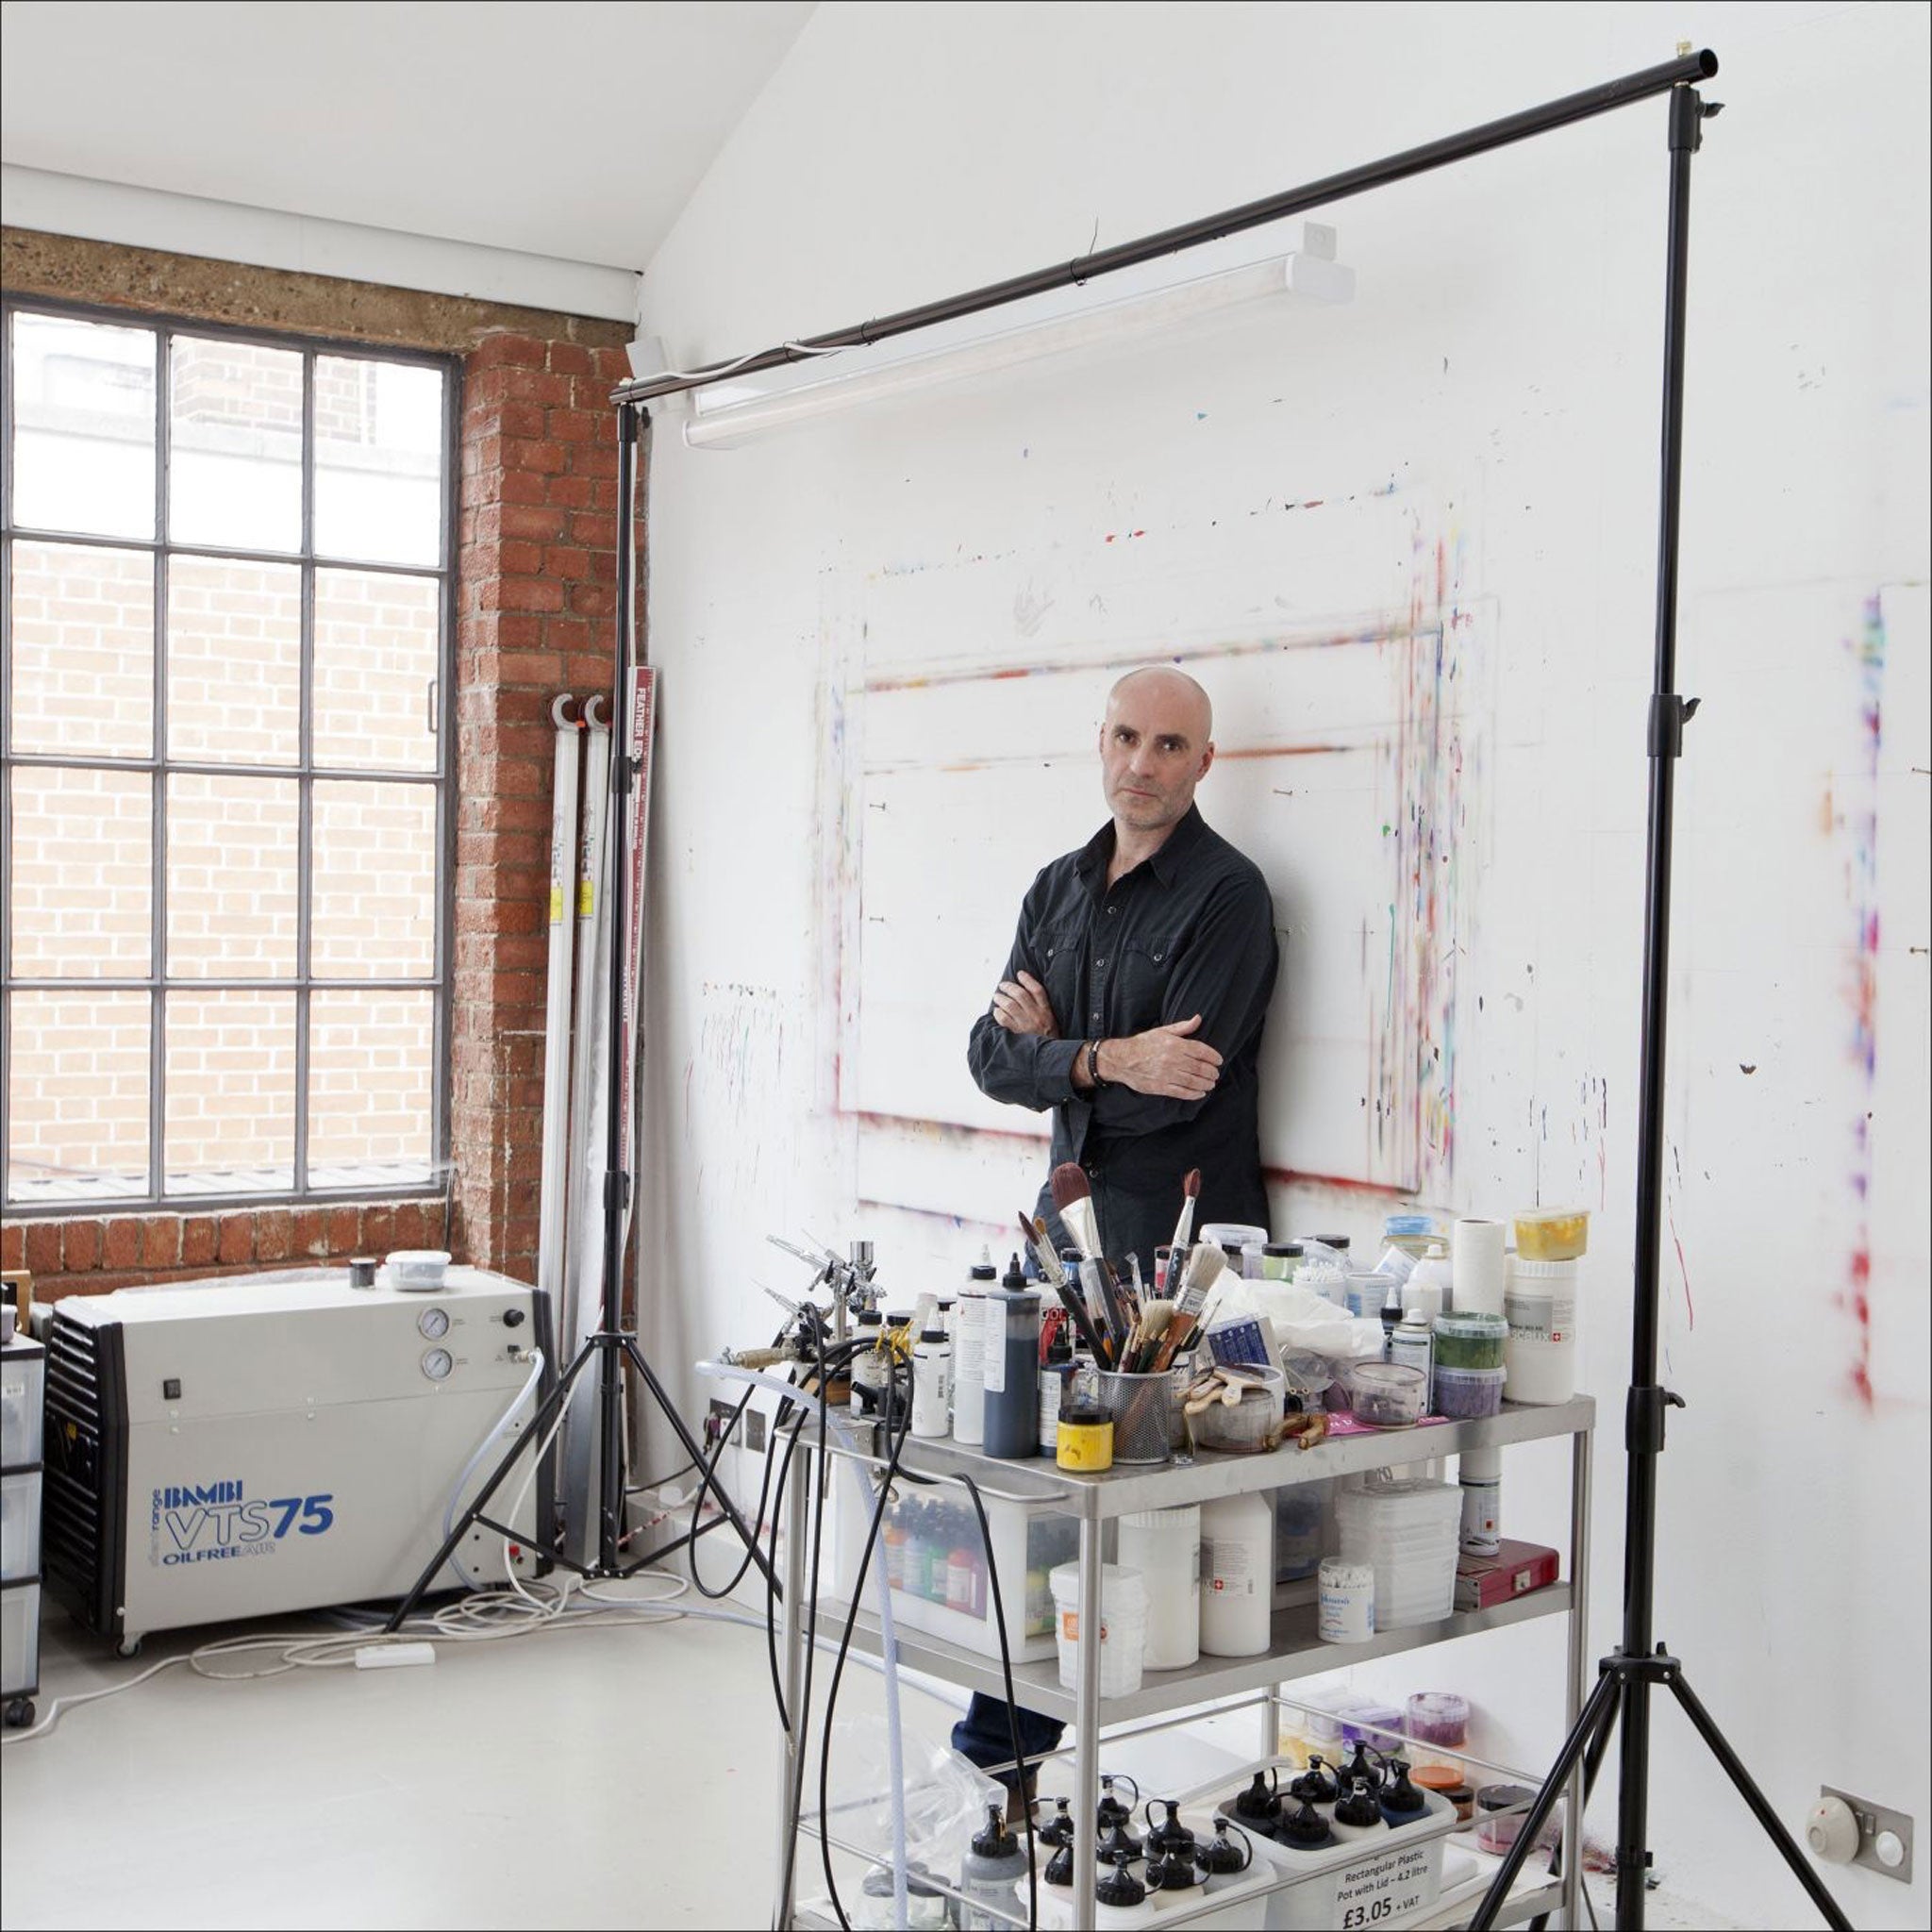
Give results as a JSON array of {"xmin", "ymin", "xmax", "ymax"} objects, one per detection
[
  {"xmin": 1, "ymin": 1469, "xmax": 41, "ymax": 1584},
  {"xmin": 831, "ymin": 1468, "xmax": 1078, "ymax": 1664},
  {"xmin": 1, "ymin": 1340, "xmax": 44, "ymax": 1469},
  {"xmin": 1188, "ymin": 1788, "xmax": 1458, "ymax": 1930},
  {"xmin": 2, "ymin": 1580, "xmax": 40, "ymax": 1698}
]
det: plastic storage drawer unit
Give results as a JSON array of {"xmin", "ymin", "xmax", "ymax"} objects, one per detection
[{"xmin": 2, "ymin": 1341, "xmax": 44, "ymax": 1468}]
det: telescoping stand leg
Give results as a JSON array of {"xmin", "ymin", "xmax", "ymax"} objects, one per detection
[
  {"xmin": 1469, "ymin": 75, "xmax": 1846, "ymax": 1932},
  {"xmin": 388, "ymin": 404, "xmax": 774, "ymax": 1624}
]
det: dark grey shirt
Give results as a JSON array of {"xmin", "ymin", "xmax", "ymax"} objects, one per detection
[{"xmin": 967, "ymin": 804, "xmax": 1278, "ymax": 1268}]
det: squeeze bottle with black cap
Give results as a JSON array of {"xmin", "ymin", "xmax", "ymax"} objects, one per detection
[
  {"xmin": 952, "ymin": 1260, "xmax": 996, "ymax": 1445},
  {"xmin": 1330, "ymin": 1776, "xmax": 1388, "ymax": 1844},
  {"xmin": 1277, "ymin": 1798, "xmax": 1336, "ymax": 1851},
  {"xmin": 958, "ymin": 1804, "xmax": 1028, "ymax": 1931},
  {"xmin": 979, "ymin": 1256, "xmax": 1040, "ymax": 1458}
]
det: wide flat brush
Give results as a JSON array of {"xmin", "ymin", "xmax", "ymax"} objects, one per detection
[
  {"xmin": 1023, "ymin": 1209, "xmax": 1108, "ymax": 1360},
  {"xmin": 1049, "ymin": 1161, "xmax": 1103, "ymax": 1261}
]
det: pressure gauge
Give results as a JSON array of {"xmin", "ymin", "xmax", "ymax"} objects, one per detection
[
  {"xmin": 417, "ymin": 1307, "xmax": 450, "ymax": 1340},
  {"xmin": 421, "ymin": 1347, "xmax": 454, "ymax": 1382}
]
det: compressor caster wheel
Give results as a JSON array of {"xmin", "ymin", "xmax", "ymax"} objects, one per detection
[
  {"xmin": 117, "ymin": 1636, "xmax": 142, "ymax": 1659},
  {"xmin": 3, "ymin": 1698, "xmax": 33, "ymax": 1728}
]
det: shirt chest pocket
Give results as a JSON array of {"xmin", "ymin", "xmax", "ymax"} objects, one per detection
[
  {"xmin": 1114, "ymin": 932, "xmax": 1179, "ymax": 1025},
  {"xmin": 1034, "ymin": 925, "xmax": 1084, "ymax": 1020}
]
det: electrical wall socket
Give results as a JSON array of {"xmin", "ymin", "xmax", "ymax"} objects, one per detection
[
  {"xmin": 1820, "ymin": 1785, "xmax": 1914, "ymax": 1884},
  {"xmin": 744, "ymin": 1408, "xmax": 768, "ymax": 1454},
  {"xmin": 708, "ymin": 1398, "xmax": 769, "ymax": 1454}
]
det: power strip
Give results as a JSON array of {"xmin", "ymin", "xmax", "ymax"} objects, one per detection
[{"xmin": 354, "ymin": 1641, "xmax": 438, "ymax": 1671}]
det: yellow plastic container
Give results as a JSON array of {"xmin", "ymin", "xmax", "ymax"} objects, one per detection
[{"xmin": 1513, "ymin": 1208, "xmax": 1590, "ymax": 1261}]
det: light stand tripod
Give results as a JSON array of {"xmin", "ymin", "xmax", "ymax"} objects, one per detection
[
  {"xmin": 388, "ymin": 406, "xmax": 775, "ymax": 1625},
  {"xmin": 1469, "ymin": 75, "xmax": 1848, "ymax": 1932}
]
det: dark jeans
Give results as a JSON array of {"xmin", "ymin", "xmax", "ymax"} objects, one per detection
[{"xmin": 952, "ymin": 1693, "xmax": 1064, "ymax": 1791}]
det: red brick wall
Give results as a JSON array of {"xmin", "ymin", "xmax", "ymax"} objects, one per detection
[
  {"xmin": 2, "ymin": 245, "xmax": 640, "ymax": 1303},
  {"xmin": 450, "ymin": 334, "xmax": 639, "ymax": 1280},
  {"xmin": 2, "ymin": 1197, "xmax": 449, "ymax": 1294}
]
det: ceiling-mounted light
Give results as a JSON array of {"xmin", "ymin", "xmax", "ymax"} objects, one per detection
[{"xmin": 679, "ymin": 224, "xmax": 1353, "ymax": 450}]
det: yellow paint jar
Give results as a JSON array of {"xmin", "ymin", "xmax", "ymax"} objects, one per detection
[{"xmin": 1055, "ymin": 1403, "xmax": 1114, "ymax": 1472}]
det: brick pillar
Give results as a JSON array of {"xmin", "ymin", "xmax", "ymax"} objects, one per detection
[{"xmin": 449, "ymin": 335, "xmax": 640, "ymax": 1280}]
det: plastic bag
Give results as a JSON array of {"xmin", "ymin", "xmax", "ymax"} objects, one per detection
[{"xmin": 808, "ymin": 1716, "xmax": 1006, "ymax": 1872}]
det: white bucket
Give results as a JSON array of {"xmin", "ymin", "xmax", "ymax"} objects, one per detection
[
  {"xmin": 1505, "ymin": 1257, "xmax": 1579, "ymax": 1404},
  {"xmin": 1049, "ymin": 1561, "xmax": 1148, "ymax": 1698}
]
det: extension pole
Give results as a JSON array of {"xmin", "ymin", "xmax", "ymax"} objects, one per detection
[{"xmin": 536, "ymin": 694, "xmax": 582, "ymax": 1307}]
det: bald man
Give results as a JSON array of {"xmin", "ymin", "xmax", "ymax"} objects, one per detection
[
  {"xmin": 968, "ymin": 665, "xmax": 1280, "ymax": 1269},
  {"xmin": 958, "ymin": 667, "xmax": 1279, "ymax": 1802}
]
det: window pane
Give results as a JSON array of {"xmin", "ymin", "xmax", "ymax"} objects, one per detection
[
  {"xmin": 167, "ymin": 557, "xmax": 301, "ymax": 764},
  {"xmin": 165, "ymin": 774, "xmax": 299, "ymax": 976},
  {"xmin": 10, "ymin": 311, "xmax": 158, "ymax": 540},
  {"xmin": 313, "ymin": 357, "xmax": 443, "ymax": 566},
  {"xmin": 8, "ymin": 541, "xmax": 155, "ymax": 757},
  {"xmin": 168, "ymin": 335, "xmax": 304, "ymax": 553},
  {"xmin": 163, "ymin": 990, "xmax": 295, "ymax": 1193},
  {"xmin": 308, "ymin": 989, "xmax": 435, "ymax": 1179},
  {"xmin": 313, "ymin": 569, "xmax": 440, "ymax": 772},
  {"xmin": 7, "ymin": 766, "xmax": 152, "ymax": 975},
  {"xmin": 5, "ymin": 989, "xmax": 150, "ymax": 1206},
  {"xmin": 310, "ymin": 781, "xmax": 437, "ymax": 977}
]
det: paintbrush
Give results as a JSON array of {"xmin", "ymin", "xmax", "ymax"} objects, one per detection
[
  {"xmin": 1049, "ymin": 1162, "xmax": 1103, "ymax": 1261},
  {"xmin": 1169, "ymin": 1168, "xmax": 1202, "ymax": 1257},
  {"xmin": 1125, "ymin": 1299, "xmax": 1174, "ymax": 1374},
  {"xmin": 1024, "ymin": 1209, "xmax": 1108, "ymax": 1361},
  {"xmin": 1156, "ymin": 1246, "xmax": 1227, "ymax": 1370},
  {"xmin": 1017, "ymin": 1210, "xmax": 1062, "ymax": 1289}
]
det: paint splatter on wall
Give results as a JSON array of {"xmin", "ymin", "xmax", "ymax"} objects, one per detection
[{"xmin": 1836, "ymin": 595, "xmax": 1886, "ymax": 1407}]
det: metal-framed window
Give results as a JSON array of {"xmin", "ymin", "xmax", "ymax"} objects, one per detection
[{"xmin": 1, "ymin": 298, "xmax": 458, "ymax": 1214}]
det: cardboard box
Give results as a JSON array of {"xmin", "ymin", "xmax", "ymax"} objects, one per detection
[{"xmin": 1455, "ymin": 1538, "xmax": 1559, "ymax": 1613}]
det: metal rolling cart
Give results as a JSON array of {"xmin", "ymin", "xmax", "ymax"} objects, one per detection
[{"xmin": 767, "ymin": 1389, "xmax": 1596, "ymax": 1931}]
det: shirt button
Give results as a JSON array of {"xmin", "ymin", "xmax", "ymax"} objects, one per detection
[{"xmin": 1108, "ymin": 907, "xmax": 1117, "ymax": 916}]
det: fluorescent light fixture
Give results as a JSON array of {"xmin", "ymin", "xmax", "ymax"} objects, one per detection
[{"xmin": 681, "ymin": 225, "xmax": 1354, "ymax": 450}]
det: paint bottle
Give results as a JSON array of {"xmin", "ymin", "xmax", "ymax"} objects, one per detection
[
  {"xmin": 1276, "ymin": 1798, "xmax": 1336, "ymax": 1851},
  {"xmin": 1404, "ymin": 1242, "xmax": 1452, "ymax": 1322},
  {"xmin": 1380, "ymin": 1279, "xmax": 1406, "ymax": 1359},
  {"xmin": 911, "ymin": 1326, "xmax": 952, "ymax": 1439},
  {"xmin": 1458, "ymin": 1447, "xmax": 1503, "ymax": 1556},
  {"xmin": 1199, "ymin": 1493, "xmax": 1273, "ymax": 1656},
  {"xmin": 1037, "ymin": 1329, "xmax": 1074, "ymax": 1454},
  {"xmin": 1329, "ymin": 1776, "xmax": 1388, "ymax": 1844},
  {"xmin": 958, "ymin": 1804, "xmax": 1028, "ymax": 1931},
  {"xmin": 1380, "ymin": 1759, "xmax": 1428, "ymax": 1828},
  {"xmin": 951, "ymin": 1261, "xmax": 996, "ymax": 1445},
  {"xmin": 980, "ymin": 1259, "xmax": 1041, "ymax": 1458},
  {"xmin": 1391, "ymin": 1309, "xmax": 1436, "ymax": 1409}
]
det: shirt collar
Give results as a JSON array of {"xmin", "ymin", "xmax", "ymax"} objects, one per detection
[{"xmin": 1075, "ymin": 802, "xmax": 1208, "ymax": 890}]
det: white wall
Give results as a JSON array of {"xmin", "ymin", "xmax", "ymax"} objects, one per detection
[{"xmin": 635, "ymin": 5, "xmax": 1930, "ymax": 1923}]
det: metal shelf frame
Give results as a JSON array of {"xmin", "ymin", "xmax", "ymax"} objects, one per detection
[{"xmin": 768, "ymin": 1392, "xmax": 1596, "ymax": 1930}]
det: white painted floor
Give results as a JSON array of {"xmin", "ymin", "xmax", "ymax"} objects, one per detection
[{"xmin": 2, "ymin": 1589, "xmax": 1739, "ymax": 1930}]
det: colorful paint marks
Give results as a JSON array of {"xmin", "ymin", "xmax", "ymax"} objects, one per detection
[{"xmin": 1836, "ymin": 595, "xmax": 1887, "ymax": 1407}]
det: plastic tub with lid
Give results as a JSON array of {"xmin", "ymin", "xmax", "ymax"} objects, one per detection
[{"xmin": 1431, "ymin": 1363, "xmax": 1507, "ymax": 1418}]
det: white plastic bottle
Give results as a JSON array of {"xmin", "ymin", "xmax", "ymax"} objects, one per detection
[
  {"xmin": 1199, "ymin": 1493, "xmax": 1273, "ymax": 1657},
  {"xmin": 1119, "ymin": 1506, "xmax": 1201, "ymax": 1669},
  {"xmin": 952, "ymin": 1261, "xmax": 995, "ymax": 1444},
  {"xmin": 911, "ymin": 1326, "xmax": 952, "ymax": 1439}
]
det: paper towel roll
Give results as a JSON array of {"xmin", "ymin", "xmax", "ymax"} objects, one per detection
[{"xmin": 1452, "ymin": 1217, "xmax": 1507, "ymax": 1315}]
